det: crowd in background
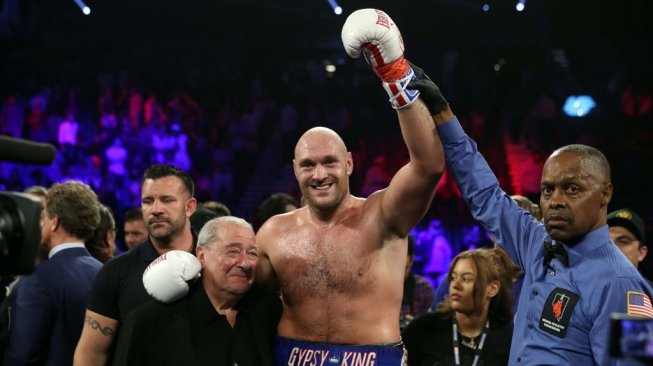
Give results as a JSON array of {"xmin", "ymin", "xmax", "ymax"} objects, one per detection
[
  {"xmin": 1, "ymin": 47, "xmax": 652, "ymax": 281},
  {"xmin": 1, "ymin": 0, "xmax": 653, "ymax": 282}
]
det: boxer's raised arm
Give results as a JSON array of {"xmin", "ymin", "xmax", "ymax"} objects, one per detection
[
  {"xmin": 384, "ymin": 100, "xmax": 446, "ymax": 236},
  {"xmin": 341, "ymin": 9, "xmax": 445, "ymax": 236}
]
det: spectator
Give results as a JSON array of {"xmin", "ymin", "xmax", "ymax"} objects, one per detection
[
  {"xmin": 403, "ymin": 248, "xmax": 514, "ymax": 366},
  {"xmin": 85, "ymin": 205, "xmax": 117, "ymax": 263},
  {"xmin": 255, "ymin": 193, "xmax": 298, "ymax": 231},
  {"xmin": 608, "ymin": 208, "xmax": 652, "ymax": 286},
  {"xmin": 201, "ymin": 201, "xmax": 232, "ymax": 217},
  {"xmin": 123, "ymin": 208, "xmax": 148, "ymax": 250},
  {"xmin": 401, "ymin": 235, "xmax": 435, "ymax": 330},
  {"xmin": 74, "ymin": 164, "xmax": 197, "ymax": 365},
  {"xmin": 3, "ymin": 181, "xmax": 102, "ymax": 365}
]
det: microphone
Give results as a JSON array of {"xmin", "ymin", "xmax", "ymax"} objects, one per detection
[{"xmin": 0, "ymin": 135, "xmax": 57, "ymax": 165}]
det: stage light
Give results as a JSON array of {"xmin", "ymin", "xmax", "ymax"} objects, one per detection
[
  {"xmin": 327, "ymin": 0, "xmax": 342, "ymax": 15},
  {"xmin": 73, "ymin": 0, "xmax": 91, "ymax": 15},
  {"xmin": 482, "ymin": 3, "xmax": 490, "ymax": 12},
  {"xmin": 493, "ymin": 58, "xmax": 506, "ymax": 72},
  {"xmin": 516, "ymin": 0, "xmax": 526, "ymax": 12},
  {"xmin": 563, "ymin": 95, "xmax": 596, "ymax": 117}
]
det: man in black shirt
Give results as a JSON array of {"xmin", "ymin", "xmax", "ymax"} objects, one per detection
[
  {"xmin": 608, "ymin": 208, "xmax": 653, "ymax": 286},
  {"xmin": 74, "ymin": 164, "xmax": 198, "ymax": 365},
  {"xmin": 113, "ymin": 216, "xmax": 281, "ymax": 366}
]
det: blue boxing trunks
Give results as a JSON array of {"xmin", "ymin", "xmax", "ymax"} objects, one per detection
[{"xmin": 274, "ymin": 335, "xmax": 406, "ymax": 366}]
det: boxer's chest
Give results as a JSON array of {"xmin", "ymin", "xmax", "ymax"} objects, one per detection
[{"xmin": 276, "ymin": 224, "xmax": 382, "ymax": 301}]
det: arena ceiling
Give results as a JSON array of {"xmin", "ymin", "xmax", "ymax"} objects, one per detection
[
  {"xmin": 4, "ymin": 0, "xmax": 652, "ymax": 48},
  {"xmin": 1, "ymin": 0, "xmax": 652, "ymax": 90}
]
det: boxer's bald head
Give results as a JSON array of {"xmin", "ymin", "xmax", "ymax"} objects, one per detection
[
  {"xmin": 295, "ymin": 127, "xmax": 348, "ymax": 158},
  {"xmin": 293, "ymin": 127, "xmax": 353, "ymax": 212}
]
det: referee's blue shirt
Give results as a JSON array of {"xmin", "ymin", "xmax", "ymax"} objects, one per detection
[{"xmin": 437, "ymin": 117, "xmax": 653, "ymax": 365}]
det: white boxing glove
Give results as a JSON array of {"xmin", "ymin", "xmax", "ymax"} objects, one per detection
[
  {"xmin": 341, "ymin": 8, "xmax": 419, "ymax": 109},
  {"xmin": 142, "ymin": 250, "xmax": 201, "ymax": 303}
]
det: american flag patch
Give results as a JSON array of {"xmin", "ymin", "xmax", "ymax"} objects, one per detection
[{"xmin": 627, "ymin": 291, "xmax": 653, "ymax": 318}]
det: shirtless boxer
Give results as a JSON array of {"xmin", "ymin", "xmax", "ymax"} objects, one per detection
[{"xmin": 255, "ymin": 9, "xmax": 451, "ymax": 366}]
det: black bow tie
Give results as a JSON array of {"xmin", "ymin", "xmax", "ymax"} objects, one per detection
[{"xmin": 543, "ymin": 240, "xmax": 569, "ymax": 267}]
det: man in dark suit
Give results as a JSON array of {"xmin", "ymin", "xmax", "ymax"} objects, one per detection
[
  {"xmin": 113, "ymin": 216, "xmax": 282, "ymax": 366},
  {"xmin": 3, "ymin": 181, "xmax": 103, "ymax": 365}
]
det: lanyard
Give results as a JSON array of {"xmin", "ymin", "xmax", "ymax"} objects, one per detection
[{"xmin": 452, "ymin": 315, "xmax": 490, "ymax": 366}]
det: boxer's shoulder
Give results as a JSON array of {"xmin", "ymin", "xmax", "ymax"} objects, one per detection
[{"xmin": 257, "ymin": 209, "xmax": 299, "ymax": 239}]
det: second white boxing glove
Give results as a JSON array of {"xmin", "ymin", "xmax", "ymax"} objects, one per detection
[
  {"xmin": 341, "ymin": 8, "xmax": 419, "ymax": 109},
  {"xmin": 142, "ymin": 250, "xmax": 201, "ymax": 303}
]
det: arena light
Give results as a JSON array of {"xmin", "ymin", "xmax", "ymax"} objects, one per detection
[
  {"xmin": 324, "ymin": 62, "xmax": 336, "ymax": 78},
  {"xmin": 515, "ymin": 0, "xmax": 526, "ymax": 12},
  {"xmin": 73, "ymin": 0, "xmax": 91, "ymax": 15},
  {"xmin": 327, "ymin": 0, "xmax": 342, "ymax": 15},
  {"xmin": 563, "ymin": 95, "xmax": 596, "ymax": 117}
]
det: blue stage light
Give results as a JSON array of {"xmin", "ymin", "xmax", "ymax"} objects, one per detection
[
  {"xmin": 73, "ymin": 0, "xmax": 91, "ymax": 15},
  {"xmin": 563, "ymin": 95, "xmax": 596, "ymax": 117},
  {"xmin": 327, "ymin": 0, "xmax": 342, "ymax": 15}
]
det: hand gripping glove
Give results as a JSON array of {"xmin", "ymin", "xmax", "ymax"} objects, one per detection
[
  {"xmin": 406, "ymin": 61, "xmax": 449, "ymax": 115},
  {"xmin": 341, "ymin": 8, "xmax": 419, "ymax": 109},
  {"xmin": 142, "ymin": 250, "xmax": 201, "ymax": 303}
]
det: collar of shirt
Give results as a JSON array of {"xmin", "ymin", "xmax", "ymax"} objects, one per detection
[
  {"xmin": 48, "ymin": 242, "xmax": 86, "ymax": 258},
  {"xmin": 190, "ymin": 281, "xmax": 246, "ymax": 327},
  {"xmin": 138, "ymin": 235, "xmax": 198, "ymax": 263},
  {"xmin": 191, "ymin": 282, "xmax": 222, "ymax": 325},
  {"xmin": 190, "ymin": 281, "xmax": 255, "ymax": 326},
  {"xmin": 554, "ymin": 225, "xmax": 610, "ymax": 267},
  {"xmin": 137, "ymin": 237, "xmax": 160, "ymax": 263}
]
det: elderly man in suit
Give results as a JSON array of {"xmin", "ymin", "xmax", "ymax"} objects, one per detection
[
  {"xmin": 3, "ymin": 181, "xmax": 102, "ymax": 365},
  {"xmin": 113, "ymin": 216, "xmax": 281, "ymax": 366}
]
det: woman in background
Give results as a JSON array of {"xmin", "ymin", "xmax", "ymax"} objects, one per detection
[{"xmin": 403, "ymin": 248, "xmax": 514, "ymax": 366}]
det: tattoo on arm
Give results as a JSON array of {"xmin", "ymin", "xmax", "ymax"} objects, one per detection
[{"xmin": 85, "ymin": 315, "xmax": 115, "ymax": 337}]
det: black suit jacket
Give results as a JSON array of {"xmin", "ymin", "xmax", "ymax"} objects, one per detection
[{"xmin": 113, "ymin": 282, "xmax": 281, "ymax": 366}]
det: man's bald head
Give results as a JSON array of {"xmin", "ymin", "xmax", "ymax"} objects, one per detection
[{"xmin": 294, "ymin": 127, "xmax": 348, "ymax": 159}]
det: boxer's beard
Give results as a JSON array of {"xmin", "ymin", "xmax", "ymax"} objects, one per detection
[{"xmin": 304, "ymin": 189, "xmax": 345, "ymax": 212}]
